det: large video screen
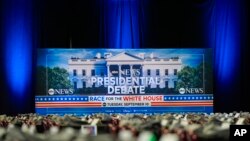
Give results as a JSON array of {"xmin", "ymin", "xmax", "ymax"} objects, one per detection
[{"xmin": 36, "ymin": 49, "xmax": 213, "ymax": 115}]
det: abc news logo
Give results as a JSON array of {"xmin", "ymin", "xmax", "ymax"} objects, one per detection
[
  {"xmin": 178, "ymin": 87, "xmax": 204, "ymax": 94},
  {"xmin": 48, "ymin": 88, "xmax": 74, "ymax": 95},
  {"xmin": 230, "ymin": 125, "xmax": 250, "ymax": 141}
]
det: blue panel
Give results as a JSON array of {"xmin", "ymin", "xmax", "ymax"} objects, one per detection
[
  {"xmin": 35, "ymin": 96, "xmax": 89, "ymax": 102},
  {"xmin": 163, "ymin": 95, "xmax": 213, "ymax": 101}
]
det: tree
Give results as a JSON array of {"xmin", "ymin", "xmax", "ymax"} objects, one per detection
[
  {"xmin": 36, "ymin": 66, "xmax": 72, "ymax": 95},
  {"xmin": 176, "ymin": 63, "xmax": 203, "ymax": 91},
  {"xmin": 48, "ymin": 67, "xmax": 72, "ymax": 89}
]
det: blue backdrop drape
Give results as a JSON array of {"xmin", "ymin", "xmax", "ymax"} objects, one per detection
[
  {"xmin": 99, "ymin": 0, "xmax": 148, "ymax": 48},
  {"xmin": 1, "ymin": 0, "xmax": 35, "ymax": 114},
  {"xmin": 202, "ymin": 0, "xmax": 247, "ymax": 111}
]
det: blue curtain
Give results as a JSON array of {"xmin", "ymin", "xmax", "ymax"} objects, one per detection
[
  {"xmin": 211, "ymin": 0, "xmax": 244, "ymax": 84},
  {"xmin": 202, "ymin": 0, "xmax": 247, "ymax": 111},
  {"xmin": 99, "ymin": 0, "xmax": 148, "ymax": 48},
  {"xmin": 1, "ymin": 0, "xmax": 35, "ymax": 114},
  {"xmin": 2, "ymin": 0, "xmax": 33, "ymax": 95}
]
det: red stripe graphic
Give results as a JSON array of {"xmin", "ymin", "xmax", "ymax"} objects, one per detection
[{"xmin": 36, "ymin": 102, "xmax": 102, "ymax": 108}]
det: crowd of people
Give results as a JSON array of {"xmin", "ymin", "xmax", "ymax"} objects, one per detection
[{"xmin": 0, "ymin": 112, "xmax": 249, "ymax": 141}]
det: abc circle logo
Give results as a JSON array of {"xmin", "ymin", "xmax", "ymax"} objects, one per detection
[
  {"xmin": 179, "ymin": 88, "xmax": 185, "ymax": 94},
  {"xmin": 48, "ymin": 88, "xmax": 55, "ymax": 95}
]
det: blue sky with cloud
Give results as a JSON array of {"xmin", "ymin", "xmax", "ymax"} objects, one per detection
[{"xmin": 37, "ymin": 48, "xmax": 210, "ymax": 68}]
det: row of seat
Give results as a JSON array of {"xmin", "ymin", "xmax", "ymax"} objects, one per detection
[{"xmin": 0, "ymin": 112, "xmax": 249, "ymax": 141}]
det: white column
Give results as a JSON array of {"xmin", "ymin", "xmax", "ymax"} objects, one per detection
[
  {"xmin": 107, "ymin": 65, "xmax": 110, "ymax": 77},
  {"xmin": 140, "ymin": 64, "xmax": 143, "ymax": 85},
  {"xmin": 130, "ymin": 65, "xmax": 133, "ymax": 77},
  {"xmin": 140, "ymin": 65, "xmax": 143, "ymax": 77},
  {"xmin": 118, "ymin": 65, "xmax": 121, "ymax": 77}
]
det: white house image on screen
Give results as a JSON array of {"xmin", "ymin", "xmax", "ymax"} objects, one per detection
[{"xmin": 68, "ymin": 52, "xmax": 182, "ymax": 89}]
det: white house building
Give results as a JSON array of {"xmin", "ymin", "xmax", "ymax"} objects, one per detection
[{"xmin": 68, "ymin": 52, "xmax": 182, "ymax": 89}]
